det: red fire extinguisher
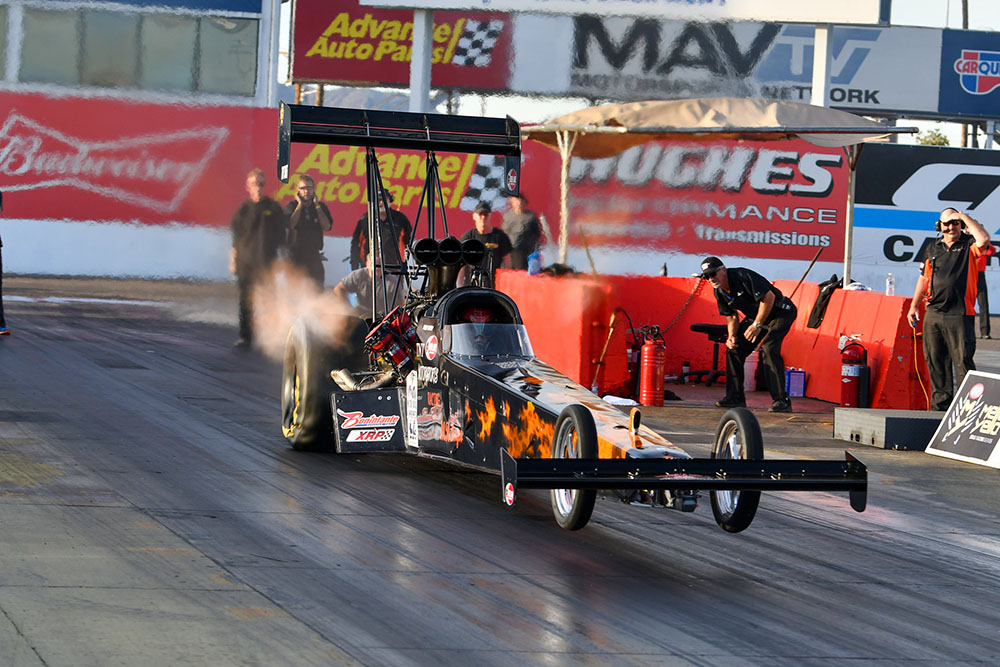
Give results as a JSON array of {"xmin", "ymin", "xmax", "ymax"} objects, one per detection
[
  {"xmin": 639, "ymin": 325, "xmax": 666, "ymax": 407},
  {"xmin": 840, "ymin": 341, "xmax": 870, "ymax": 408}
]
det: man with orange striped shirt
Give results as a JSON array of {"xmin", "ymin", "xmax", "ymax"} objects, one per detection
[{"xmin": 908, "ymin": 209, "xmax": 991, "ymax": 410}]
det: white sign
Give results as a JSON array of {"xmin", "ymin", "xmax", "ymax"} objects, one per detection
[
  {"xmin": 361, "ymin": 0, "xmax": 883, "ymax": 25},
  {"xmin": 926, "ymin": 371, "xmax": 1000, "ymax": 469}
]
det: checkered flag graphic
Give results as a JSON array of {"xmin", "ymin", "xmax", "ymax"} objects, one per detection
[
  {"xmin": 460, "ymin": 156, "xmax": 506, "ymax": 211},
  {"xmin": 451, "ymin": 19, "xmax": 505, "ymax": 67}
]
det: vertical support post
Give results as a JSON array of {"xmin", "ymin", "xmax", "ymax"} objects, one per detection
[
  {"xmin": 811, "ymin": 24, "xmax": 831, "ymax": 107},
  {"xmin": 409, "ymin": 10, "xmax": 434, "ymax": 113},
  {"xmin": 556, "ymin": 130, "xmax": 578, "ymax": 264},
  {"xmin": 843, "ymin": 145, "xmax": 863, "ymax": 287}
]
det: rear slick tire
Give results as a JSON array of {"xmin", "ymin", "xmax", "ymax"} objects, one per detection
[
  {"xmin": 549, "ymin": 405, "xmax": 598, "ymax": 531},
  {"xmin": 710, "ymin": 407, "xmax": 763, "ymax": 533},
  {"xmin": 281, "ymin": 320, "xmax": 337, "ymax": 451}
]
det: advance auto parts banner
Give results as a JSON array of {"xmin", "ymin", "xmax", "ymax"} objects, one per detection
[
  {"xmin": 531, "ymin": 137, "xmax": 849, "ymax": 261},
  {"xmin": 291, "ymin": 0, "xmax": 512, "ymax": 90}
]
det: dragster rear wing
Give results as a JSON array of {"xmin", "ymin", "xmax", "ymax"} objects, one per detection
[
  {"xmin": 277, "ymin": 102, "xmax": 521, "ymax": 194},
  {"xmin": 500, "ymin": 449, "xmax": 868, "ymax": 512}
]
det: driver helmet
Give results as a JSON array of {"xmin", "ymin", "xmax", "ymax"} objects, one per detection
[{"xmin": 461, "ymin": 306, "xmax": 494, "ymax": 338}]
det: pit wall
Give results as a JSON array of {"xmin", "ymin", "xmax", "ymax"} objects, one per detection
[{"xmin": 497, "ymin": 271, "xmax": 931, "ymax": 411}]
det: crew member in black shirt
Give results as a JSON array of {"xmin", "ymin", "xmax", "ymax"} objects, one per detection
[
  {"xmin": 907, "ymin": 209, "xmax": 991, "ymax": 410},
  {"xmin": 284, "ymin": 174, "xmax": 333, "ymax": 287},
  {"xmin": 701, "ymin": 256, "xmax": 797, "ymax": 413},
  {"xmin": 460, "ymin": 202, "xmax": 512, "ymax": 288},
  {"xmin": 229, "ymin": 168, "xmax": 286, "ymax": 348}
]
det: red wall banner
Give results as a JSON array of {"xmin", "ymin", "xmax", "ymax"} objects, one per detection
[
  {"xmin": 523, "ymin": 138, "xmax": 850, "ymax": 261},
  {"xmin": 0, "ymin": 90, "xmax": 851, "ymax": 264},
  {"xmin": 290, "ymin": 0, "xmax": 512, "ymax": 90}
]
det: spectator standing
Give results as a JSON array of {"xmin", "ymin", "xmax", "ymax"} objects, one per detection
[
  {"xmin": 908, "ymin": 209, "xmax": 992, "ymax": 410},
  {"xmin": 350, "ymin": 193, "xmax": 412, "ymax": 271},
  {"xmin": 0, "ymin": 189, "xmax": 7, "ymax": 336},
  {"xmin": 460, "ymin": 202, "xmax": 512, "ymax": 288},
  {"xmin": 229, "ymin": 168, "xmax": 286, "ymax": 348},
  {"xmin": 283, "ymin": 174, "xmax": 333, "ymax": 288},
  {"xmin": 977, "ymin": 253, "xmax": 991, "ymax": 339},
  {"xmin": 701, "ymin": 256, "xmax": 797, "ymax": 413},
  {"xmin": 501, "ymin": 194, "xmax": 541, "ymax": 271}
]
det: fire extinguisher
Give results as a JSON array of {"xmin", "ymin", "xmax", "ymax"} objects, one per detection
[
  {"xmin": 840, "ymin": 341, "xmax": 870, "ymax": 408},
  {"xmin": 639, "ymin": 325, "xmax": 666, "ymax": 407}
]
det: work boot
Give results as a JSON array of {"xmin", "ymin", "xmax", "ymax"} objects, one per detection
[
  {"xmin": 769, "ymin": 398, "xmax": 793, "ymax": 413},
  {"xmin": 716, "ymin": 396, "xmax": 746, "ymax": 408}
]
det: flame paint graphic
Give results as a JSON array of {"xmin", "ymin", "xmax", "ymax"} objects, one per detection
[
  {"xmin": 477, "ymin": 396, "xmax": 497, "ymax": 440},
  {"xmin": 501, "ymin": 401, "xmax": 555, "ymax": 459}
]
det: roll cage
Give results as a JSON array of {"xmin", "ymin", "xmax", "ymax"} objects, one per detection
[{"xmin": 278, "ymin": 103, "xmax": 522, "ymax": 323}]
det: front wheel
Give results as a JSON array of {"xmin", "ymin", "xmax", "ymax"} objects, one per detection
[
  {"xmin": 549, "ymin": 405, "xmax": 598, "ymax": 531},
  {"xmin": 710, "ymin": 408, "xmax": 763, "ymax": 533}
]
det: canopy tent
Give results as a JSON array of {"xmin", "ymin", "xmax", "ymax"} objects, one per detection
[{"xmin": 521, "ymin": 98, "xmax": 917, "ymax": 283}]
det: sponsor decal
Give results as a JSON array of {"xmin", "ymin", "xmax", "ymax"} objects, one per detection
[
  {"xmin": 937, "ymin": 382, "xmax": 990, "ymax": 452},
  {"xmin": 425, "ymin": 335, "xmax": 438, "ymax": 361},
  {"xmin": 506, "ymin": 167, "xmax": 518, "ymax": 193},
  {"xmin": 292, "ymin": 0, "xmax": 511, "ymax": 89},
  {"xmin": 504, "ymin": 482, "xmax": 515, "ymax": 506},
  {"xmin": 346, "ymin": 429, "xmax": 396, "ymax": 442},
  {"xmin": 274, "ymin": 145, "xmax": 479, "ymax": 232},
  {"xmin": 417, "ymin": 365, "xmax": 439, "ymax": 383},
  {"xmin": 0, "ymin": 111, "xmax": 228, "ymax": 212},
  {"xmin": 337, "ymin": 409, "xmax": 400, "ymax": 429},
  {"xmin": 561, "ymin": 138, "xmax": 846, "ymax": 259},
  {"xmin": 570, "ymin": 18, "xmax": 782, "ymax": 100},
  {"xmin": 954, "ymin": 49, "xmax": 1000, "ymax": 95},
  {"xmin": 927, "ymin": 372, "xmax": 1000, "ymax": 467}
]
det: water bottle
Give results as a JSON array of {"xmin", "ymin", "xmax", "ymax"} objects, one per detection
[
  {"xmin": 527, "ymin": 251, "xmax": 542, "ymax": 275},
  {"xmin": 885, "ymin": 273, "xmax": 895, "ymax": 296}
]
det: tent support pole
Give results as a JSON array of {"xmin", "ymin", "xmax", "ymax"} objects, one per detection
[
  {"xmin": 556, "ymin": 130, "xmax": 578, "ymax": 264},
  {"xmin": 843, "ymin": 144, "xmax": 864, "ymax": 286}
]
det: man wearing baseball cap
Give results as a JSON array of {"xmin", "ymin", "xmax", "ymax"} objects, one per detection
[
  {"xmin": 460, "ymin": 202, "xmax": 512, "ymax": 288},
  {"xmin": 701, "ymin": 256, "xmax": 797, "ymax": 412}
]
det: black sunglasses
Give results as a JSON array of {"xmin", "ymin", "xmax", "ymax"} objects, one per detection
[
  {"xmin": 702, "ymin": 268, "xmax": 720, "ymax": 279},
  {"xmin": 939, "ymin": 219, "xmax": 963, "ymax": 227}
]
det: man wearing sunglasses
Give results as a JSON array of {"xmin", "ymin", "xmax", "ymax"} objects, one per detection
[
  {"xmin": 700, "ymin": 256, "xmax": 797, "ymax": 413},
  {"xmin": 907, "ymin": 209, "xmax": 992, "ymax": 411}
]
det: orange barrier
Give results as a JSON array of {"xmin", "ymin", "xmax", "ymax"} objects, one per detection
[{"xmin": 497, "ymin": 270, "xmax": 931, "ymax": 410}]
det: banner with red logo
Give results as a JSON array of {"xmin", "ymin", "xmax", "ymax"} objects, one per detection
[
  {"xmin": 290, "ymin": 0, "xmax": 512, "ymax": 90},
  {"xmin": 520, "ymin": 137, "xmax": 850, "ymax": 261},
  {"xmin": 0, "ymin": 91, "xmax": 851, "ymax": 265},
  {"xmin": 0, "ymin": 92, "xmax": 273, "ymax": 227}
]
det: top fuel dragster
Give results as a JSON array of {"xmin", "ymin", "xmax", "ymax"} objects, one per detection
[{"xmin": 277, "ymin": 102, "xmax": 867, "ymax": 532}]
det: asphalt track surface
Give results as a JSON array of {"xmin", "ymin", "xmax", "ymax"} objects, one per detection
[{"xmin": 0, "ymin": 277, "xmax": 998, "ymax": 666}]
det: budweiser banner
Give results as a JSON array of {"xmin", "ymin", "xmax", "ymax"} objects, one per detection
[
  {"xmin": 290, "ymin": 0, "xmax": 513, "ymax": 90},
  {"xmin": 0, "ymin": 92, "xmax": 268, "ymax": 226}
]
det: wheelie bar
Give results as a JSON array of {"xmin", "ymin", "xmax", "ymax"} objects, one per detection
[{"xmin": 500, "ymin": 449, "xmax": 868, "ymax": 512}]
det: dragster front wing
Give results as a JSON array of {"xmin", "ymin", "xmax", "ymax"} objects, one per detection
[{"xmin": 500, "ymin": 449, "xmax": 868, "ymax": 512}]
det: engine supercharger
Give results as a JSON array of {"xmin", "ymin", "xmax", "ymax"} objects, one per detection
[
  {"xmin": 840, "ymin": 340, "xmax": 870, "ymax": 408},
  {"xmin": 639, "ymin": 325, "xmax": 666, "ymax": 407}
]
